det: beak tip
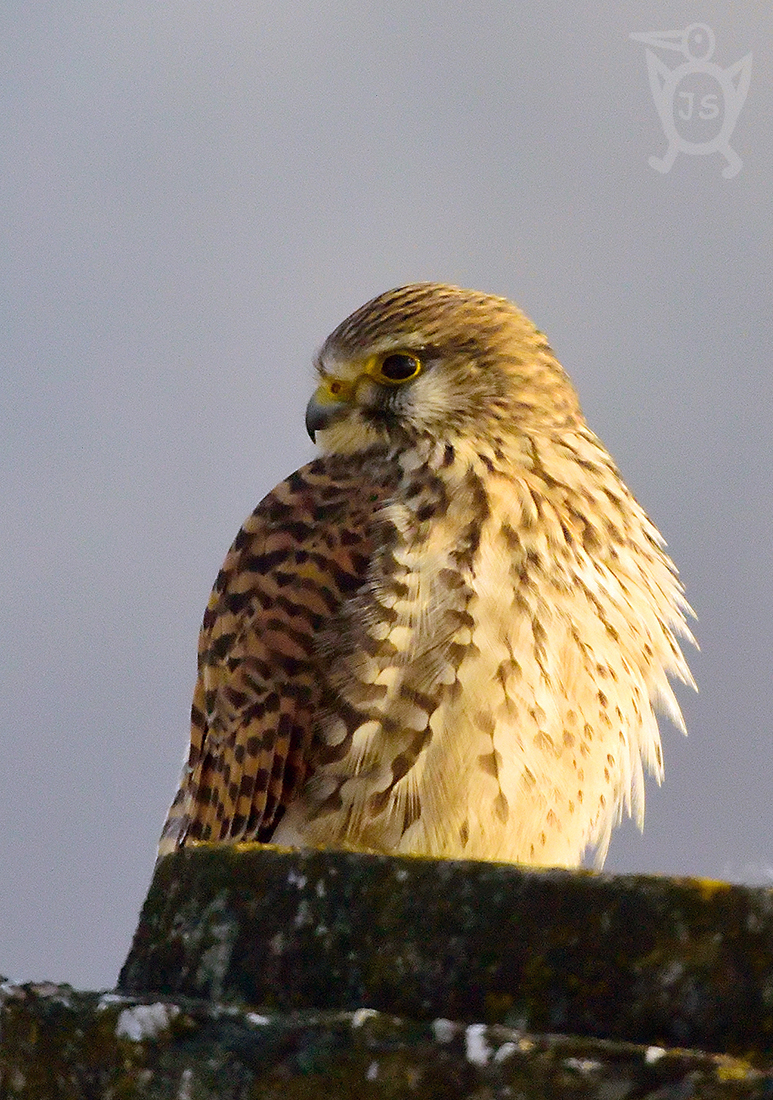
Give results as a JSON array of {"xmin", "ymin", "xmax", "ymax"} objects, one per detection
[{"xmin": 305, "ymin": 396, "xmax": 334, "ymax": 442}]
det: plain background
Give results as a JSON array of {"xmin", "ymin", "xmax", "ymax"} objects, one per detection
[{"xmin": 2, "ymin": 3, "xmax": 771, "ymax": 992}]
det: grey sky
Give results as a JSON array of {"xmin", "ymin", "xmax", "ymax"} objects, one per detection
[{"xmin": 2, "ymin": 3, "xmax": 771, "ymax": 991}]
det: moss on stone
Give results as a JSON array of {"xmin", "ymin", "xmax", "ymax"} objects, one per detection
[
  {"xmin": 8, "ymin": 847, "xmax": 773, "ymax": 1095},
  {"xmin": 120, "ymin": 845, "xmax": 773, "ymax": 1055},
  {"xmin": 3, "ymin": 983, "xmax": 773, "ymax": 1099}
]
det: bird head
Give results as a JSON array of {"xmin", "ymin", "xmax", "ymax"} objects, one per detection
[{"xmin": 305, "ymin": 283, "xmax": 583, "ymax": 454}]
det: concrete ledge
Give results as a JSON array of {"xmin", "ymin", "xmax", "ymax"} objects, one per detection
[{"xmin": 118, "ymin": 845, "xmax": 773, "ymax": 1054}]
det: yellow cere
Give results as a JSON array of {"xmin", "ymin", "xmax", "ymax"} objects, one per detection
[
  {"xmin": 317, "ymin": 376, "xmax": 357, "ymax": 405},
  {"xmin": 316, "ymin": 354, "xmax": 422, "ymax": 409}
]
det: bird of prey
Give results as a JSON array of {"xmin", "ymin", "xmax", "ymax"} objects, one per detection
[{"xmin": 159, "ymin": 283, "xmax": 695, "ymax": 868}]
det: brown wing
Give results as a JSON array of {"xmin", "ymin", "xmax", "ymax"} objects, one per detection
[{"xmin": 158, "ymin": 453, "xmax": 392, "ymax": 854}]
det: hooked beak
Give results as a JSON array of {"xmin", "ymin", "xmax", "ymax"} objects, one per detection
[{"xmin": 305, "ymin": 382, "xmax": 351, "ymax": 442}]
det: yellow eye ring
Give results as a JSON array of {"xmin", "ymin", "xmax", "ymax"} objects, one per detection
[{"xmin": 369, "ymin": 352, "xmax": 422, "ymax": 386}]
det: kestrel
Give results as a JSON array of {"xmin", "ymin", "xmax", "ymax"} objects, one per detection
[{"xmin": 160, "ymin": 283, "xmax": 695, "ymax": 868}]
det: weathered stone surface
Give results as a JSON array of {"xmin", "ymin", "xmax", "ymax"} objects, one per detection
[
  {"xmin": 2, "ymin": 980, "xmax": 773, "ymax": 1099},
  {"xmin": 7, "ymin": 847, "xmax": 773, "ymax": 1095},
  {"xmin": 119, "ymin": 845, "xmax": 773, "ymax": 1055}
]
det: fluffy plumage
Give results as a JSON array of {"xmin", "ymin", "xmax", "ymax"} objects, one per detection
[{"xmin": 159, "ymin": 283, "xmax": 695, "ymax": 867}]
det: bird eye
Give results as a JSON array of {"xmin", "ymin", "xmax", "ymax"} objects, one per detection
[{"xmin": 377, "ymin": 353, "xmax": 422, "ymax": 384}]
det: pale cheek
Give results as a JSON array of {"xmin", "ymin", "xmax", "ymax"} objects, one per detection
[
  {"xmin": 315, "ymin": 414, "xmax": 384, "ymax": 455},
  {"xmin": 403, "ymin": 372, "xmax": 461, "ymax": 432}
]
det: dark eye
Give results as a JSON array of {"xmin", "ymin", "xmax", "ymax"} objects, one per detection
[{"xmin": 378, "ymin": 353, "xmax": 422, "ymax": 383}]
